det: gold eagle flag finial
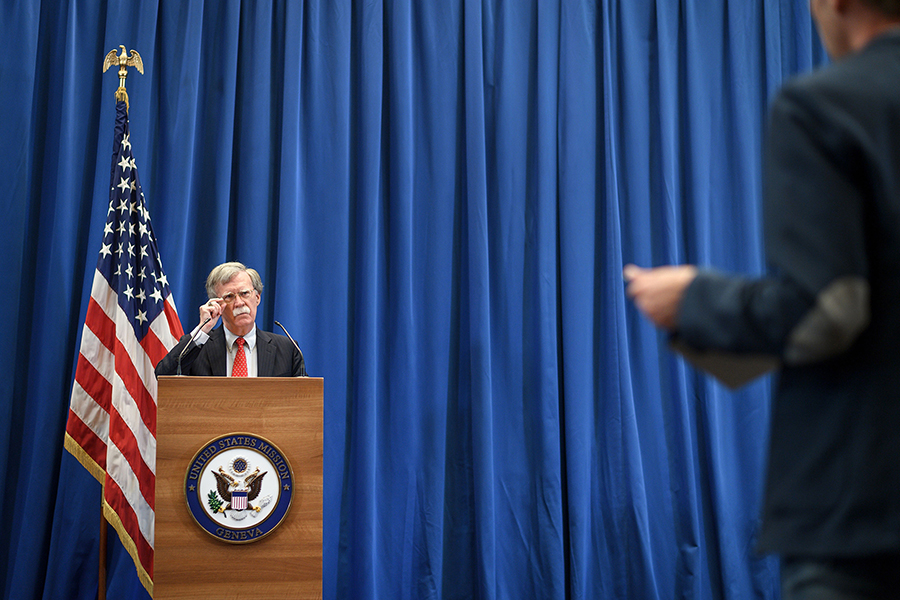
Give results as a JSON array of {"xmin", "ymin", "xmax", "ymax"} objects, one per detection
[{"xmin": 102, "ymin": 45, "xmax": 144, "ymax": 110}]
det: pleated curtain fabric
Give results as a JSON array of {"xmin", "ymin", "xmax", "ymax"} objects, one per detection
[{"xmin": 10, "ymin": 1, "xmax": 827, "ymax": 598}]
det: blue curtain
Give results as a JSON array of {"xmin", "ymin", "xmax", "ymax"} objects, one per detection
[{"xmin": 1, "ymin": 1, "xmax": 825, "ymax": 598}]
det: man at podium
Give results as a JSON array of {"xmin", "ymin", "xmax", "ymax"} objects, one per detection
[{"xmin": 155, "ymin": 261, "xmax": 304, "ymax": 377}]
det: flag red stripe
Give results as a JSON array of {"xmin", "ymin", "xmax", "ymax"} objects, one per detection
[
  {"xmin": 104, "ymin": 475, "xmax": 154, "ymax": 578},
  {"xmin": 84, "ymin": 298, "xmax": 117, "ymax": 354},
  {"xmin": 108, "ymin": 404, "xmax": 156, "ymax": 509},
  {"xmin": 140, "ymin": 326, "xmax": 168, "ymax": 370},
  {"xmin": 73, "ymin": 353, "xmax": 112, "ymax": 413},
  {"xmin": 65, "ymin": 410, "xmax": 107, "ymax": 471}
]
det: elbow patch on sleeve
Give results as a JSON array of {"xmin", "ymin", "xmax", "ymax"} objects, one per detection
[{"xmin": 784, "ymin": 276, "xmax": 870, "ymax": 365}]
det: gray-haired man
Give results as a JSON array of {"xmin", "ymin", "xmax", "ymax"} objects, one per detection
[{"xmin": 155, "ymin": 262, "xmax": 304, "ymax": 377}]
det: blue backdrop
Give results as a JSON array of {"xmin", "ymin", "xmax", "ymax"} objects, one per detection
[{"xmin": 2, "ymin": 1, "xmax": 825, "ymax": 598}]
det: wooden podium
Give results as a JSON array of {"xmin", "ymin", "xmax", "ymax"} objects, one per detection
[{"xmin": 155, "ymin": 376, "xmax": 323, "ymax": 599}]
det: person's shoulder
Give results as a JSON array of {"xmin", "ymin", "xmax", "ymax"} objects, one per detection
[
  {"xmin": 783, "ymin": 33, "xmax": 900, "ymax": 100},
  {"xmin": 258, "ymin": 328, "xmax": 291, "ymax": 345},
  {"xmin": 770, "ymin": 47, "xmax": 900, "ymax": 135}
]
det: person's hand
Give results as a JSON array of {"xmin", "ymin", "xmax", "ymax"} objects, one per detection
[
  {"xmin": 199, "ymin": 298, "xmax": 224, "ymax": 333},
  {"xmin": 623, "ymin": 264, "xmax": 698, "ymax": 331}
]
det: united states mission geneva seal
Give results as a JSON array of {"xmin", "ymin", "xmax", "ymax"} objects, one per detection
[{"xmin": 184, "ymin": 433, "xmax": 294, "ymax": 543}]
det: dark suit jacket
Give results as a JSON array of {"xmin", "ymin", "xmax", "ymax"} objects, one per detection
[
  {"xmin": 155, "ymin": 326, "xmax": 304, "ymax": 377},
  {"xmin": 677, "ymin": 32, "xmax": 900, "ymax": 557}
]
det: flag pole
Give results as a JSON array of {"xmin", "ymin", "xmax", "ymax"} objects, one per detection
[
  {"xmin": 98, "ymin": 514, "xmax": 107, "ymax": 600},
  {"xmin": 97, "ymin": 45, "xmax": 144, "ymax": 600}
]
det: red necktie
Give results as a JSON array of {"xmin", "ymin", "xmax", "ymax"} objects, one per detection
[{"xmin": 232, "ymin": 337, "xmax": 248, "ymax": 377}]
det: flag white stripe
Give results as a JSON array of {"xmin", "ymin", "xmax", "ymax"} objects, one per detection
[
  {"xmin": 69, "ymin": 381, "xmax": 110, "ymax": 443},
  {"xmin": 149, "ymin": 296, "xmax": 181, "ymax": 348}
]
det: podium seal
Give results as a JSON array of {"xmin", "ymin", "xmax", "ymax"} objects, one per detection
[{"xmin": 184, "ymin": 433, "xmax": 294, "ymax": 543}]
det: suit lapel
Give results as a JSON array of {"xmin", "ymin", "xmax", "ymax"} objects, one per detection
[
  {"xmin": 206, "ymin": 328, "xmax": 229, "ymax": 376},
  {"xmin": 256, "ymin": 330, "xmax": 275, "ymax": 377}
]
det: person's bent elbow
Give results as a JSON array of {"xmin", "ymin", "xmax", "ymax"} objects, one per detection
[{"xmin": 783, "ymin": 276, "xmax": 870, "ymax": 365}]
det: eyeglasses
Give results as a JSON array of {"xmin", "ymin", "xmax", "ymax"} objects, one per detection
[{"xmin": 220, "ymin": 289, "xmax": 256, "ymax": 304}]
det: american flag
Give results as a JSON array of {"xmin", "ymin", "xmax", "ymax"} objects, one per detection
[{"xmin": 64, "ymin": 100, "xmax": 183, "ymax": 595}]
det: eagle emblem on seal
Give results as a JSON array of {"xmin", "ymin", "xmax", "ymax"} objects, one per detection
[{"xmin": 208, "ymin": 466, "xmax": 268, "ymax": 518}]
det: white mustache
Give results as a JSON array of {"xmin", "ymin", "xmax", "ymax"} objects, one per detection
[{"xmin": 233, "ymin": 306, "xmax": 251, "ymax": 316}]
